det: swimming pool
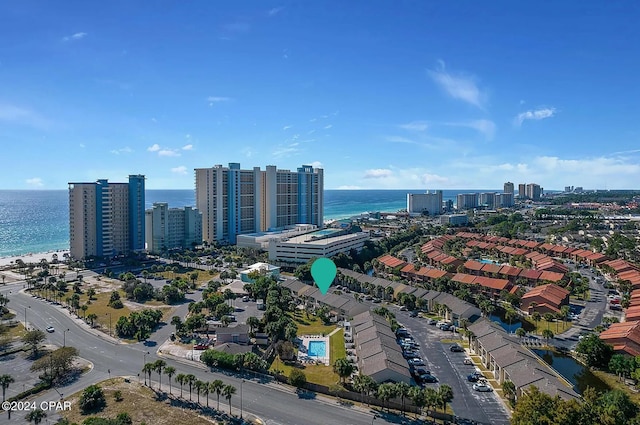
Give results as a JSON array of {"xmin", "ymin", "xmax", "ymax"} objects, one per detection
[
  {"xmin": 308, "ymin": 340, "xmax": 327, "ymax": 357},
  {"xmin": 480, "ymin": 258, "xmax": 499, "ymax": 264}
]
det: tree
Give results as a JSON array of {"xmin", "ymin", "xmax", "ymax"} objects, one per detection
[
  {"xmin": 437, "ymin": 384, "xmax": 453, "ymax": 412},
  {"xmin": 87, "ymin": 313, "xmax": 98, "ymax": 328},
  {"xmin": 22, "ymin": 329, "xmax": 46, "ymax": 357},
  {"xmin": 25, "ymin": 408, "xmax": 47, "ymax": 424},
  {"xmin": 79, "ymin": 384, "xmax": 106, "ymax": 413},
  {"xmin": 142, "ymin": 363, "xmax": 154, "ymax": 386},
  {"xmin": 576, "ymin": 335, "xmax": 614, "ymax": 369},
  {"xmin": 511, "ymin": 386, "xmax": 559, "ymax": 425},
  {"xmin": 541, "ymin": 328, "xmax": 554, "ymax": 343},
  {"xmin": 394, "ymin": 382, "xmax": 411, "ymax": 416},
  {"xmin": 153, "ymin": 360, "xmax": 166, "ymax": 391},
  {"xmin": 502, "ymin": 380, "xmax": 516, "ymax": 406},
  {"xmin": 289, "ymin": 369, "xmax": 307, "ymax": 388},
  {"xmin": 0, "ymin": 374, "xmax": 14, "ymax": 402},
  {"xmin": 247, "ymin": 316, "xmax": 260, "ymax": 335},
  {"xmin": 223, "ymin": 384, "xmax": 236, "ymax": 415},
  {"xmin": 516, "ymin": 327, "xmax": 527, "ymax": 339},
  {"xmin": 210, "ymin": 379, "xmax": 224, "ymax": 410},
  {"xmin": 164, "ymin": 366, "xmax": 176, "ymax": 394},
  {"xmin": 194, "ymin": 379, "xmax": 205, "ymax": 405},
  {"xmin": 175, "ymin": 373, "xmax": 186, "ymax": 398},
  {"xmin": 409, "ymin": 386, "xmax": 427, "ymax": 417},
  {"xmin": 376, "ymin": 383, "xmax": 397, "ymax": 413},
  {"xmin": 333, "ymin": 358, "xmax": 354, "ymax": 384},
  {"xmin": 543, "ymin": 313, "xmax": 554, "ymax": 330},
  {"xmin": 186, "ymin": 374, "xmax": 196, "ymax": 401},
  {"xmin": 532, "ymin": 311, "xmax": 541, "ymax": 329}
]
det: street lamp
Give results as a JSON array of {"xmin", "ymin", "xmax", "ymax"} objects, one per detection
[
  {"xmin": 143, "ymin": 351, "xmax": 150, "ymax": 385},
  {"xmin": 63, "ymin": 328, "xmax": 70, "ymax": 347},
  {"xmin": 24, "ymin": 305, "xmax": 31, "ymax": 330},
  {"xmin": 240, "ymin": 379, "xmax": 245, "ymax": 419},
  {"xmin": 106, "ymin": 312, "xmax": 112, "ymax": 336}
]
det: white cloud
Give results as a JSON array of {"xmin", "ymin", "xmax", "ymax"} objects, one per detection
[
  {"xmin": 283, "ymin": 125, "xmax": 292, "ymax": 130},
  {"xmin": 26, "ymin": 177, "xmax": 44, "ymax": 187},
  {"xmin": 0, "ymin": 103, "xmax": 50, "ymax": 128},
  {"xmin": 428, "ymin": 60, "xmax": 485, "ymax": 108},
  {"xmin": 63, "ymin": 32, "xmax": 87, "ymax": 42},
  {"xmin": 337, "ymin": 185, "xmax": 362, "ymax": 190},
  {"xmin": 158, "ymin": 149, "xmax": 180, "ymax": 157},
  {"xmin": 151, "ymin": 117, "xmax": 157, "ymax": 123},
  {"xmin": 268, "ymin": 7, "xmax": 283, "ymax": 16},
  {"xmin": 182, "ymin": 144, "xmax": 193, "ymax": 150},
  {"xmin": 515, "ymin": 107, "xmax": 556, "ymax": 126},
  {"xmin": 79, "ymin": 143, "xmax": 85, "ymax": 148},
  {"xmin": 386, "ymin": 136, "xmax": 419, "ymax": 145},
  {"xmin": 110, "ymin": 147, "xmax": 133, "ymax": 155},
  {"xmin": 421, "ymin": 173, "xmax": 450, "ymax": 186},
  {"xmin": 309, "ymin": 161, "xmax": 323, "ymax": 168},
  {"xmin": 207, "ymin": 96, "xmax": 232, "ymax": 105},
  {"xmin": 171, "ymin": 166, "xmax": 188, "ymax": 175},
  {"xmin": 445, "ymin": 119, "xmax": 496, "ymax": 140},
  {"xmin": 364, "ymin": 168, "xmax": 393, "ymax": 179},
  {"xmin": 241, "ymin": 147, "xmax": 254, "ymax": 157},
  {"xmin": 399, "ymin": 121, "xmax": 429, "ymax": 132},
  {"xmin": 324, "ymin": 124, "xmax": 333, "ymax": 129},
  {"xmin": 147, "ymin": 144, "xmax": 160, "ymax": 152}
]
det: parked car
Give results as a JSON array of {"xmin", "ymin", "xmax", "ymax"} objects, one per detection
[
  {"xmin": 420, "ymin": 374, "xmax": 438, "ymax": 383},
  {"xmin": 463, "ymin": 358, "xmax": 473, "ymax": 365},
  {"xmin": 450, "ymin": 344, "xmax": 464, "ymax": 352},
  {"xmin": 193, "ymin": 344, "xmax": 208, "ymax": 350},
  {"xmin": 400, "ymin": 306, "xmax": 407, "ymax": 311},
  {"xmin": 426, "ymin": 318, "xmax": 437, "ymax": 325},
  {"xmin": 473, "ymin": 382, "xmax": 493, "ymax": 392},
  {"xmin": 408, "ymin": 358, "xmax": 426, "ymax": 367},
  {"xmin": 242, "ymin": 295, "xmax": 249, "ymax": 302},
  {"xmin": 409, "ymin": 311, "xmax": 419, "ymax": 317},
  {"xmin": 467, "ymin": 372, "xmax": 483, "ymax": 382},
  {"xmin": 46, "ymin": 326, "xmax": 55, "ymax": 333},
  {"xmin": 372, "ymin": 298, "xmax": 382, "ymax": 303}
]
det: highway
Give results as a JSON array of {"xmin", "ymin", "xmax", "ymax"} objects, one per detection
[{"xmin": 1, "ymin": 281, "xmax": 398, "ymax": 425}]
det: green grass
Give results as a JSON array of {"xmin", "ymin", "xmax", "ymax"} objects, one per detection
[
  {"xmin": 591, "ymin": 370, "xmax": 638, "ymax": 403},
  {"xmin": 524, "ymin": 317, "xmax": 572, "ymax": 335},
  {"xmin": 270, "ymin": 361, "xmax": 341, "ymax": 387},
  {"xmin": 293, "ymin": 313, "xmax": 337, "ymax": 336},
  {"xmin": 329, "ymin": 328, "xmax": 346, "ymax": 363}
]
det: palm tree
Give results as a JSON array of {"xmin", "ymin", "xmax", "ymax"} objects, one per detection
[
  {"xmin": 0, "ymin": 374, "xmax": 15, "ymax": 402},
  {"xmin": 142, "ymin": 363, "xmax": 154, "ymax": 386},
  {"xmin": 210, "ymin": 379, "xmax": 224, "ymax": 410},
  {"xmin": 424, "ymin": 387, "xmax": 439, "ymax": 420},
  {"xmin": 394, "ymin": 382, "xmax": 411, "ymax": 416},
  {"xmin": 175, "ymin": 373, "xmax": 186, "ymax": 398},
  {"xmin": 194, "ymin": 380, "xmax": 204, "ymax": 404},
  {"xmin": 86, "ymin": 313, "xmax": 98, "ymax": 328},
  {"xmin": 186, "ymin": 374, "xmax": 196, "ymax": 400},
  {"xmin": 532, "ymin": 311, "xmax": 541, "ymax": 331},
  {"xmin": 543, "ymin": 312, "xmax": 554, "ymax": 330},
  {"xmin": 164, "ymin": 366, "xmax": 176, "ymax": 394},
  {"xmin": 515, "ymin": 327, "xmax": 526, "ymax": 340},
  {"xmin": 201, "ymin": 380, "xmax": 211, "ymax": 407},
  {"xmin": 222, "ymin": 384, "xmax": 236, "ymax": 415},
  {"xmin": 376, "ymin": 383, "xmax": 396, "ymax": 413},
  {"xmin": 409, "ymin": 386, "xmax": 427, "ymax": 418},
  {"xmin": 542, "ymin": 328, "xmax": 554, "ymax": 344},
  {"xmin": 437, "ymin": 384, "xmax": 454, "ymax": 413},
  {"xmin": 153, "ymin": 360, "xmax": 166, "ymax": 391},
  {"xmin": 25, "ymin": 408, "xmax": 47, "ymax": 424}
]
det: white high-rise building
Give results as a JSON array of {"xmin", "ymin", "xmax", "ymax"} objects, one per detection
[
  {"xmin": 195, "ymin": 163, "xmax": 323, "ymax": 244},
  {"xmin": 145, "ymin": 203, "xmax": 202, "ymax": 253},
  {"xmin": 407, "ymin": 191, "xmax": 443, "ymax": 216}
]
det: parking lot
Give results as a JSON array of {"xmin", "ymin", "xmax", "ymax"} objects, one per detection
[{"xmin": 391, "ymin": 307, "xmax": 511, "ymax": 425}]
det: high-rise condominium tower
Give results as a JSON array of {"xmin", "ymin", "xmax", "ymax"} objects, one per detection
[
  {"xmin": 504, "ymin": 182, "xmax": 514, "ymax": 195},
  {"xmin": 68, "ymin": 175, "xmax": 145, "ymax": 260},
  {"xmin": 195, "ymin": 163, "xmax": 323, "ymax": 244}
]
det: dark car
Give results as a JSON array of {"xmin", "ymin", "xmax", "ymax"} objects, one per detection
[
  {"xmin": 450, "ymin": 344, "xmax": 464, "ymax": 352},
  {"xmin": 409, "ymin": 311, "xmax": 419, "ymax": 317},
  {"xmin": 467, "ymin": 372, "xmax": 483, "ymax": 382},
  {"xmin": 420, "ymin": 374, "xmax": 438, "ymax": 383}
]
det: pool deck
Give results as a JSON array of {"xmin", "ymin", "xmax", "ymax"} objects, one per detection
[{"xmin": 299, "ymin": 334, "xmax": 330, "ymax": 365}]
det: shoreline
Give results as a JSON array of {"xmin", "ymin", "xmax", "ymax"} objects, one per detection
[{"xmin": 0, "ymin": 249, "xmax": 70, "ymax": 268}]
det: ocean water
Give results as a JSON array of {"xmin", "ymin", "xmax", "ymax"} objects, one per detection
[{"xmin": 0, "ymin": 189, "xmax": 498, "ymax": 257}]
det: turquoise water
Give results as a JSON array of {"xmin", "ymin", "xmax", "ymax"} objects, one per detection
[
  {"xmin": 310, "ymin": 229, "xmax": 341, "ymax": 236},
  {"xmin": 308, "ymin": 341, "xmax": 327, "ymax": 357},
  {"xmin": 480, "ymin": 259, "xmax": 500, "ymax": 264}
]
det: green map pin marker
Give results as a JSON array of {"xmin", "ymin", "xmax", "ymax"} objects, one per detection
[{"xmin": 311, "ymin": 257, "xmax": 337, "ymax": 295}]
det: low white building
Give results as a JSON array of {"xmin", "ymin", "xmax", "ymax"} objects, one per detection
[
  {"xmin": 268, "ymin": 230, "xmax": 369, "ymax": 264},
  {"xmin": 240, "ymin": 262, "xmax": 280, "ymax": 282},
  {"xmin": 236, "ymin": 224, "xmax": 318, "ymax": 250}
]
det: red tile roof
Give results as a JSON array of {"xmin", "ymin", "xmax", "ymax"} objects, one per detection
[
  {"xmin": 464, "ymin": 260, "xmax": 484, "ymax": 271},
  {"xmin": 519, "ymin": 269, "xmax": 543, "ymax": 280},
  {"xmin": 378, "ymin": 255, "xmax": 406, "ymax": 269},
  {"xmin": 481, "ymin": 263, "xmax": 502, "ymax": 274},
  {"xmin": 522, "ymin": 284, "xmax": 569, "ymax": 307},
  {"xmin": 538, "ymin": 271, "xmax": 565, "ymax": 283},
  {"xmin": 600, "ymin": 321, "xmax": 640, "ymax": 356},
  {"xmin": 473, "ymin": 276, "xmax": 511, "ymax": 291}
]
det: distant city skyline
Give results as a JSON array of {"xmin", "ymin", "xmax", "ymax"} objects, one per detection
[{"xmin": 2, "ymin": 2, "xmax": 640, "ymax": 190}]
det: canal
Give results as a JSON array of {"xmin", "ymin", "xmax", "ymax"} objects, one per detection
[{"xmin": 532, "ymin": 349, "xmax": 609, "ymax": 394}]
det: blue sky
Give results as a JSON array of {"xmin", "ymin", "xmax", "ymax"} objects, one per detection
[{"xmin": 2, "ymin": 1, "xmax": 640, "ymax": 190}]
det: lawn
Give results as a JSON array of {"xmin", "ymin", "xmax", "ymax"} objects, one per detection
[
  {"xmin": 270, "ymin": 361, "xmax": 341, "ymax": 387},
  {"xmin": 591, "ymin": 370, "xmax": 639, "ymax": 404},
  {"xmin": 61, "ymin": 378, "xmax": 234, "ymax": 425},
  {"xmin": 1, "ymin": 321, "xmax": 25, "ymax": 340},
  {"xmin": 293, "ymin": 313, "xmax": 337, "ymax": 336},
  {"xmin": 329, "ymin": 329, "xmax": 346, "ymax": 363},
  {"xmin": 523, "ymin": 317, "xmax": 572, "ymax": 335},
  {"xmin": 79, "ymin": 290, "xmax": 133, "ymax": 332}
]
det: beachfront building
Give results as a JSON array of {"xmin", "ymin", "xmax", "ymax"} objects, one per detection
[
  {"xmin": 479, "ymin": 192, "xmax": 497, "ymax": 209},
  {"xmin": 195, "ymin": 163, "xmax": 323, "ymax": 244},
  {"xmin": 504, "ymin": 182, "xmax": 514, "ymax": 195},
  {"xmin": 268, "ymin": 229, "xmax": 369, "ymax": 264},
  {"xmin": 525, "ymin": 183, "xmax": 542, "ymax": 201},
  {"xmin": 68, "ymin": 175, "xmax": 145, "ymax": 260},
  {"xmin": 236, "ymin": 224, "xmax": 318, "ymax": 250},
  {"xmin": 456, "ymin": 193, "xmax": 478, "ymax": 210},
  {"xmin": 406, "ymin": 190, "xmax": 443, "ymax": 216},
  {"xmin": 518, "ymin": 183, "xmax": 526, "ymax": 198},
  {"xmin": 144, "ymin": 202, "xmax": 202, "ymax": 254}
]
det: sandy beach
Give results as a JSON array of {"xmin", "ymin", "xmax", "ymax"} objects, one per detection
[{"xmin": 0, "ymin": 249, "xmax": 70, "ymax": 268}]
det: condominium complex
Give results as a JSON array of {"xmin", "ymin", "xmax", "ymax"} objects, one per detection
[
  {"xmin": 267, "ymin": 228, "xmax": 369, "ymax": 264},
  {"xmin": 195, "ymin": 163, "xmax": 323, "ymax": 244},
  {"xmin": 457, "ymin": 190, "xmax": 514, "ymax": 211},
  {"xmin": 525, "ymin": 183, "xmax": 542, "ymax": 201},
  {"xmin": 456, "ymin": 193, "xmax": 478, "ymax": 210},
  {"xmin": 68, "ymin": 175, "xmax": 145, "ymax": 260},
  {"xmin": 144, "ymin": 202, "xmax": 203, "ymax": 253},
  {"xmin": 406, "ymin": 190, "xmax": 443, "ymax": 216},
  {"xmin": 518, "ymin": 183, "xmax": 526, "ymax": 198},
  {"xmin": 503, "ymin": 181, "xmax": 514, "ymax": 195}
]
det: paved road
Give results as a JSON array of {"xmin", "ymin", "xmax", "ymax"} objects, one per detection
[
  {"xmin": 389, "ymin": 307, "xmax": 511, "ymax": 425},
  {"xmin": 0, "ymin": 281, "xmax": 397, "ymax": 425}
]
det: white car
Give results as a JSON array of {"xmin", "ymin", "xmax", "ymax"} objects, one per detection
[
  {"xmin": 473, "ymin": 382, "xmax": 493, "ymax": 392},
  {"xmin": 46, "ymin": 326, "xmax": 55, "ymax": 333}
]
